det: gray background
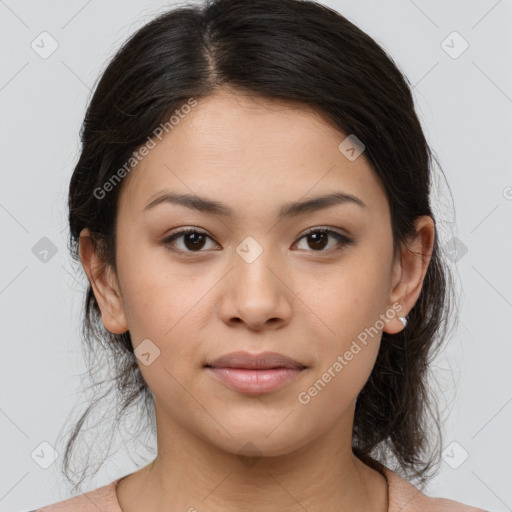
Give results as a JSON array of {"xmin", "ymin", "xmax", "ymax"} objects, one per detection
[{"xmin": 1, "ymin": 0, "xmax": 511, "ymax": 511}]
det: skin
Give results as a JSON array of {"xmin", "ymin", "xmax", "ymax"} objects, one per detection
[{"xmin": 79, "ymin": 88, "xmax": 434, "ymax": 512}]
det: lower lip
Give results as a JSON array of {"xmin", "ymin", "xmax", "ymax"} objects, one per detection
[{"xmin": 206, "ymin": 367, "xmax": 305, "ymax": 394}]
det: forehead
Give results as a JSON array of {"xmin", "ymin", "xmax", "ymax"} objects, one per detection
[{"xmin": 117, "ymin": 89, "xmax": 388, "ymax": 221}]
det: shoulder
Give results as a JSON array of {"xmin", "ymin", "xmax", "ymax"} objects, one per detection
[
  {"xmin": 382, "ymin": 467, "xmax": 488, "ymax": 512},
  {"xmin": 31, "ymin": 478, "xmax": 122, "ymax": 512}
]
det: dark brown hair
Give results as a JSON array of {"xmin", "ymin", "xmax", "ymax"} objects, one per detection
[{"xmin": 61, "ymin": 0, "xmax": 456, "ymax": 493}]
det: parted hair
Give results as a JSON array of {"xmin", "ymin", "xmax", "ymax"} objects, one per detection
[{"xmin": 62, "ymin": 0, "xmax": 456, "ymax": 493}]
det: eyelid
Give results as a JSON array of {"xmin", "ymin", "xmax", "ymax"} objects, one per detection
[
  {"xmin": 162, "ymin": 226, "xmax": 354, "ymax": 253},
  {"xmin": 300, "ymin": 225, "xmax": 349, "ymax": 238},
  {"xmin": 294, "ymin": 226, "xmax": 354, "ymax": 251},
  {"xmin": 162, "ymin": 227, "xmax": 219, "ymax": 252}
]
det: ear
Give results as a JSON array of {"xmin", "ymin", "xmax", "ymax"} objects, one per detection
[
  {"xmin": 79, "ymin": 228, "xmax": 129, "ymax": 335},
  {"xmin": 384, "ymin": 215, "xmax": 435, "ymax": 335}
]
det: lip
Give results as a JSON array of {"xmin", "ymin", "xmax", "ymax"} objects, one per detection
[
  {"xmin": 204, "ymin": 351, "xmax": 307, "ymax": 394},
  {"xmin": 206, "ymin": 351, "xmax": 306, "ymax": 370}
]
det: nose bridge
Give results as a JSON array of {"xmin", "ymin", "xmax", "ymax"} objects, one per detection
[
  {"xmin": 220, "ymin": 234, "xmax": 292, "ymax": 329},
  {"xmin": 233, "ymin": 234, "xmax": 282, "ymax": 294}
]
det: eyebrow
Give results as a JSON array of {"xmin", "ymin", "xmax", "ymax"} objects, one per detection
[{"xmin": 143, "ymin": 190, "xmax": 367, "ymax": 219}]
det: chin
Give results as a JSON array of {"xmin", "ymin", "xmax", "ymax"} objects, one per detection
[{"xmin": 205, "ymin": 423, "xmax": 315, "ymax": 460}]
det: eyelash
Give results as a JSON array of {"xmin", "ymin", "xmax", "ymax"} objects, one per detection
[{"xmin": 162, "ymin": 227, "xmax": 354, "ymax": 255}]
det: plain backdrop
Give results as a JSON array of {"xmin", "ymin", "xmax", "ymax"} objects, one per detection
[{"xmin": 1, "ymin": 0, "xmax": 511, "ymax": 511}]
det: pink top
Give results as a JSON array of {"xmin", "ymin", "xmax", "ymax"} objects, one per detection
[{"xmin": 32, "ymin": 466, "xmax": 487, "ymax": 511}]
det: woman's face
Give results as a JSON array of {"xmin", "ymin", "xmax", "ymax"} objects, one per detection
[{"xmin": 84, "ymin": 89, "xmax": 429, "ymax": 458}]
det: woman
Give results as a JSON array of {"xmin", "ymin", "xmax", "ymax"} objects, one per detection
[{"xmin": 33, "ymin": 0, "xmax": 486, "ymax": 510}]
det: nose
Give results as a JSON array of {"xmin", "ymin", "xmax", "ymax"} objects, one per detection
[{"xmin": 218, "ymin": 247, "xmax": 293, "ymax": 332}]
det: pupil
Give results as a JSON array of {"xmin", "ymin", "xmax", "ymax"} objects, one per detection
[
  {"xmin": 309, "ymin": 232, "xmax": 327, "ymax": 250},
  {"xmin": 182, "ymin": 231, "xmax": 329, "ymax": 251},
  {"xmin": 185, "ymin": 233, "xmax": 205, "ymax": 250}
]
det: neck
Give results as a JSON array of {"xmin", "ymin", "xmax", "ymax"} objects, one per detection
[{"xmin": 116, "ymin": 406, "xmax": 388, "ymax": 512}]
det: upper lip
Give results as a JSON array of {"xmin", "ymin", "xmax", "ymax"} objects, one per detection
[{"xmin": 205, "ymin": 351, "xmax": 307, "ymax": 370}]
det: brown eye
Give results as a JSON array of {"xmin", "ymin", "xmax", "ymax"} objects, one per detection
[
  {"xmin": 295, "ymin": 228, "xmax": 353, "ymax": 252},
  {"xmin": 306, "ymin": 231, "xmax": 329, "ymax": 250},
  {"xmin": 163, "ymin": 228, "xmax": 218, "ymax": 252},
  {"xmin": 162, "ymin": 227, "xmax": 353, "ymax": 255},
  {"xmin": 182, "ymin": 232, "xmax": 207, "ymax": 250}
]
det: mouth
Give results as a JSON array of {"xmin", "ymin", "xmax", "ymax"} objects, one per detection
[
  {"xmin": 205, "ymin": 351, "xmax": 307, "ymax": 370},
  {"xmin": 204, "ymin": 351, "xmax": 308, "ymax": 394}
]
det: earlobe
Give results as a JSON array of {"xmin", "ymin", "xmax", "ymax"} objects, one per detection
[
  {"xmin": 79, "ymin": 228, "xmax": 129, "ymax": 335},
  {"xmin": 384, "ymin": 215, "xmax": 435, "ymax": 335}
]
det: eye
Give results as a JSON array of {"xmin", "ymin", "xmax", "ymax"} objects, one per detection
[
  {"xmin": 293, "ymin": 227, "xmax": 354, "ymax": 252},
  {"xmin": 162, "ymin": 226, "xmax": 354, "ymax": 254},
  {"xmin": 162, "ymin": 228, "xmax": 219, "ymax": 253}
]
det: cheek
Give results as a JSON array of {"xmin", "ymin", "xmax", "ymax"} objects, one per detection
[
  {"xmin": 117, "ymin": 256, "xmax": 208, "ymax": 406},
  {"xmin": 117, "ymin": 243, "xmax": 206, "ymax": 338},
  {"xmin": 292, "ymin": 296, "xmax": 382, "ymax": 438},
  {"xmin": 116, "ymin": 253, "xmax": 225, "ymax": 406},
  {"xmin": 295, "ymin": 345, "xmax": 378, "ymax": 434},
  {"xmin": 297, "ymin": 254, "xmax": 391, "ymax": 343},
  {"xmin": 292, "ymin": 251, "xmax": 390, "ymax": 411}
]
